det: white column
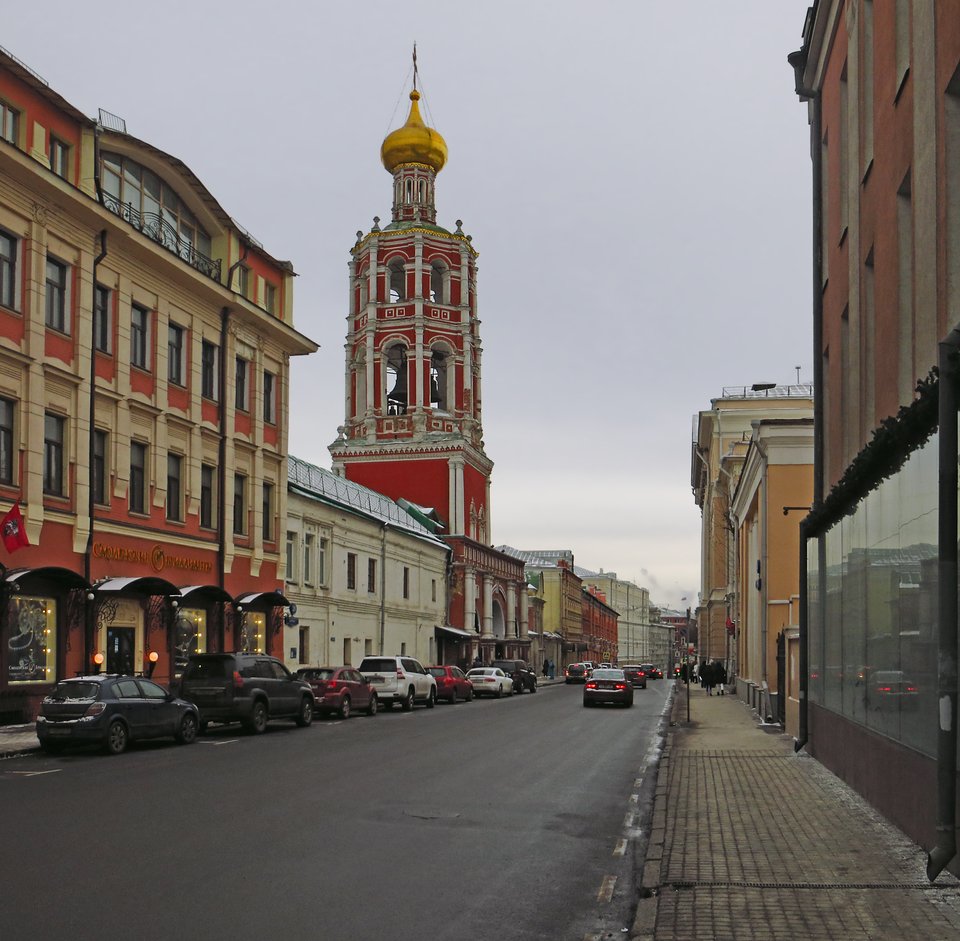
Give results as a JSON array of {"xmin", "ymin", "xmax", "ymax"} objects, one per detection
[
  {"xmin": 519, "ymin": 585, "xmax": 529, "ymax": 638},
  {"xmin": 506, "ymin": 582, "xmax": 517, "ymax": 638},
  {"xmin": 464, "ymin": 567, "xmax": 476, "ymax": 635},
  {"xmin": 481, "ymin": 574, "xmax": 494, "ymax": 639}
]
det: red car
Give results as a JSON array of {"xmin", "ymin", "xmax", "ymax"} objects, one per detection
[
  {"xmin": 296, "ymin": 666, "xmax": 379, "ymax": 718},
  {"xmin": 427, "ymin": 665, "xmax": 474, "ymax": 703}
]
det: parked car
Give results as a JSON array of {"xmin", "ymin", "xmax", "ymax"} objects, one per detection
[
  {"xmin": 565, "ymin": 663, "xmax": 589, "ymax": 684},
  {"xmin": 427, "ymin": 665, "xmax": 474, "ymax": 703},
  {"xmin": 358, "ymin": 655, "xmax": 437, "ymax": 710},
  {"xmin": 868, "ymin": 670, "xmax": 919, "ymax": 709},
  {"xmin": 179, "ymin": 653, "xmax": 314, "ymax": 733},
  {"xmin": 36, "ymin": 674, "xmax": 200, "ymax": 755},
  {"xmin": 639, "ymin": 663, "xmax": 663, "ymax": 679},
  {"xmin": 296, "ymin": 666, "xmax": 378, "ymax": 718},
  {"xmin": 491, "ymin": 659, "xmax": 538, "ymax": 694},
  {"xmin": 466, "ymin": 667, "xmax": 514, "ymax": 698},
  {"xmin": 583, "ymin": 668, "xmax": 634, "ymax": 708},
  {"xmin": 622, "ymin": 665, "xmax": 648, "ymax": 689}
]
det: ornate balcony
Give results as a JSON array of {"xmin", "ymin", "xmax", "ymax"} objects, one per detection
[{"xmin": 102, "ymin": 193, "xmax": 222, "ymax": 282}]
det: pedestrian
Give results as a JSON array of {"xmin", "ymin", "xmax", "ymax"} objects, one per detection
[
  {"xmin": 714, "ymin": 660, "xmax": 727, "ymax": 695},
  {"xmin": 472, "ymin": 653, "xmax": 482, "ymax": 668},
  {"xmin": 542, "ymin": 660, "xmax": 549, "ymax": 678},
  {"xmin": 702, "ymin": 660, "xmax": 715, "ymax": 695}
]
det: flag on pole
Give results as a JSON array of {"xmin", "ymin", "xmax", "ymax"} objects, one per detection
[{"xmin": 1, "ymin": 503, "xmax": 29, "ymax": 553}]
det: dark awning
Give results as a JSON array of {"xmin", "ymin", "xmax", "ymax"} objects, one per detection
[
  {"xmin": 436, "ymin": 625, "xmax": 474, "ymax": 639},
  {"xmin": 176, "ymin": 585, "xmax": 233, "ymax": 605},
  {"xmin": 4, "ymin": 566, "xmax": 91, "ymax": 593},
  {"xmin": 235, "ymin": 589, "xmax": 289, "ymax": 609},
  {"xmin": 94, "ymin": 576, "xmax": 181, "ymax": 597}
]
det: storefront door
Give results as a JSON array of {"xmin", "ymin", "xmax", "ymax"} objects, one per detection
[{"xmin": 107, "ymin": 627, "xmax": 135, "ymax": 675}]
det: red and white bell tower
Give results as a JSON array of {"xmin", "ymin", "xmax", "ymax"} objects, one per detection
[{"xmin": 330, "ymin": 81, "xmax": 491, "ymax": 541}]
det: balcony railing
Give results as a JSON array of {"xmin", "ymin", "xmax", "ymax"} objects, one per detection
[{"xmin": 102, "ymin": 193, "xmax": 222, "ymax": 282}]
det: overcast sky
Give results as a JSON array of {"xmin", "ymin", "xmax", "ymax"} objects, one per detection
[{"xmin": 5, "ymin": 1, "xmax": 813, "ymax": 611}]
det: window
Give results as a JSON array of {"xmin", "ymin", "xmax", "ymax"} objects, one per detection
[
  {"xmin": 264, "ymin": 282, "xmax": 277, "ymax": 314},
  {"xmin": 318, "ymin": 536, "xmax": 327, "ymax": 587},
  {"xmin": 0, "ymin": 398, "xmax": 13, "ymax": 485},
  {"xmin": 9, "ymin": 596, "xmax": 56, "ymax": 684},
  {"xmin": 167, "ymin": 453, "xmax": 182, "ymax": 521},
  {"xmin": 385, "ymin": 345, "xmax": 407, "ymax": 415},
  {"xmin": 50, "ymin": 136, "xmax": 69, "ymax": 179},
  {"xmin": 403, "ymin": 566, "xmax": 410, "ymax": 600},
  {"xmin": 233, "ymin": 473, "xmax": 246, "ymax": 535},
  {"xmin": 236, "ymin": 265, "xmax": 250, "ymax": 297},
  {"xmin": 0, "ymin": 101, "xmax": 18, "ymax": 145},
  {"xmin": 299, "ymin": 626, "xmax": 309, "ymax": 665},
  {"xmin": 43, "ymin": 413, "xmax": 65, "ymax": 496},
  {"xmin": 200, "ymin": 463, "xmax": 215, "ymax": 529},
  {"xmin": 367, "ymin": 558, "xmax": 377, "ymax": 593},
  {"xmin": 94, "ymin": 285, "xmax": 111, "ymax": 352},
  {"xmin": 201, "ymin": 340, "xmax": 219, "ymax": 400},
  {"xmin": 130, "ymin": 441, "xmax": 147, "ymax": 514},
  {"xmin": 0, "ymin": 231, "xmax": 16, "ymax": 309},
  {"xmin": 262, "ymin": 482, "xmax": 273, "ymax": 541},
  {"xmin": 93, "ymin": 430, "xmax": 107, "ymax": 505},
  {"xmin": 236, "ymin": 356, "xmax": 248, "ymax": 411},
  {"xmin": 131, "ymin": 303, "xmax": 149, "ymax": 369},
  {"xmin": 430, "ymin": 350, "xmax": 448, "ymax": 411},
  {"xmin": 168, "ymin": 323, "xmax": 185, "ymax": 385},
  {"xmin": 347, "ymin": 552, "xmax": 357, "ymax": 590},
  {"xmin": 263, "ymin": 371, "xmax": 276, "ymax": 424},
  {"xmin": 432, "ymin": 579, "xmax": 437, "ymax": 603},
  {"xmin": 304, "ymin": 533, "xmax": 314, "ymax": 584},
  {"xmin": 388, "ymin": 260, "xmax": 405, "ymax": 301},
  {"xmin": 430, "ymin": 262, "xmax": 445, "ymax": 302},
  {"xmin": 45, "ymin": 258, "xmax": 67, "ymax": 332},
  {"xmin": 286, "ymin": 531, "xmax": 297, "ymax": 583}
]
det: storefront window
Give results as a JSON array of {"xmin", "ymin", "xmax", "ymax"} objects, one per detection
[
  {"xmin": 239, "ymin": 612, "xmax": 266, "ymax": 655},
  {"xmin": 8, "ymin": 595, "xmax": 56, "ymax": 684},
  {"xmin": 174, "ymin": 608, "xmax": 207, "ymax": 677}
]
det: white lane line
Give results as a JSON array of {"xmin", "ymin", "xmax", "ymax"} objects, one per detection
[
  {"xmin": 597, "ymin": 875, "xmax": 617, "ymax": 903},
  {"xmin": 198, "ymin": 739, "xmax": 239, "ymax": 746},
  {"xmin": 613, "ymin": 838, "xmax": 627, "ymax": 857},
  {"xmin": 623, "ymin": 811, "xmax": 636, "ymax": 828},
  {"xmin": 634, "ymin": 776, "xmax": 644, "ymax": 788},
  {"xmin": 629, "ymin": 792, "xmax": 639, "ymax": 804},
  {"xmin": 7, "ymin": 769, "xmax": 62, "ymax": 776}
]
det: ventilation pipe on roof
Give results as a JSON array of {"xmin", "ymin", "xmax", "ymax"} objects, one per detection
[{"xmin": 927, "ymin": 325, "xmax": 960, "ymax": 882}]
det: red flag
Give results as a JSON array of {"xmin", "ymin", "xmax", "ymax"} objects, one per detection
[{"xmin": 1, "ymin": 503, "xmax": 29, "ymax": 553}]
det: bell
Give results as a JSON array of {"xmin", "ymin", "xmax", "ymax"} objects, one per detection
[{"xmin": 429, "ymin": 376, "xmax": 440, "ymax": 403}]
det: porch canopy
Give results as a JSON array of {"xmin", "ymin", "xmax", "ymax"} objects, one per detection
[
  {"xmin": 176, "ymin": 585, "xmax": 233, "ymax": 605},
  {"xmin": 4, "ymin": 566, "xmax": 91, "ymax": 594},
  {"xmin": 94, "ymin": 576, "xmax": 180, "ymax": 598},
  {"xmin": 436, "ymin": 625, "xmax": 474, "ymax": 638},
  {"xmin": 234, "ymin": 589, "xmax": 290, "ymax": 610}
]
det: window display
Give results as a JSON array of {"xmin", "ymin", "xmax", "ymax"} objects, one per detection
[{"xmin": 8, "ymin": 595, "xmax": 56, "ymax": 684}]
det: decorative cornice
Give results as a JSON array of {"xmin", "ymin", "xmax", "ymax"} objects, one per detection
[{"xmin": 352, "ymin": 226, "xmax": 477, "ymax": 258}]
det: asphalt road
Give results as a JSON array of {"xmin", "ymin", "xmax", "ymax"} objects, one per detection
[{"xmin": 0, "ymin": 679, "xmax": 672, "ymax": 941}]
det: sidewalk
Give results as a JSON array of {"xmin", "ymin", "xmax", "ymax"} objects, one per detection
[
  {"xmin": 632, "ymin": 683, "xmax": 960, "ymax": 940},
  {"xmin": 0, "ymin": 722, "xmax": 39, "ymax": 759}
]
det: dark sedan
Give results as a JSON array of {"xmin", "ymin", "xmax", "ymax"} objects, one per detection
[
  {"xmin": 36, "ymin": 675, "xmax": 200, "ymax": 754},
  {"xmin": 296, "ymin": 666, "xmax": 378, "ymax": 718},
  {"xmin": 622, "ymin": 665, "xmax": 647, "ymax": 689},
  {"xmin": 583, "ymin": 668, "xmax": 634, "ymax": 708}
]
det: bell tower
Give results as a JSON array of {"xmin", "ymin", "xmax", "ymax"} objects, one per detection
[{"xmin": 330, "ymin": 72, "xmax": 491, "ymax": 541}]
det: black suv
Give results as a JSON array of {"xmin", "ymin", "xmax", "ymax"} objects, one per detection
[
  {"xmin": 491, "ymin": 659, "xmax": 538, "ymax": 694},
  {"xmin": 179, "ymin": 653, "xmax": 314, "ymax": 733}
]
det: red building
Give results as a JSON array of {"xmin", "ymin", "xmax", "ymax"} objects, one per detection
[
  {"xmin": 329, "ymin": 73, "xmax": 527, "ymax": 664},
  {"xmin": 582, "ymin": 585, "xmax": 619, "ymax": 665},
  {"xmin": 0, "ymin": 49, "xmax": 316, "ymax": 721}
]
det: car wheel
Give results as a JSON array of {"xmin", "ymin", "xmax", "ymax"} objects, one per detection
[
  {"xmin": 296, "ymin": 697, "xmax": 314, "ymax": 727},
  {"xmin": 465, "ymin": 686, "xmax": 473, "ymax": 701},
  {"xmin": 245, "ymin": 700, "xmax": 268, "ymax": 734},
  {"xmin": 402, "ymin": 687, "xmax": 415, "ymax": 711},
  {"xmin": 426, "ymin": 688, "xmax": 436, "ymax": 709},
  {"xmin": 339, "ymin": 696, "xmax": 351, "ymax": 720},
  {"xmin": 448, "ymin": 688, "xmax": 458, "ymax": 704},
  {"xmin": 367, "ymin": 694, "xmax": 378, "ymax": 716},
  {"xmin": 104, "ymin": 719, "xmax": 128, "ymax": 755},
  {"xmin": 496, "ymin": 685, "xmax": 503, "ymax": 699},
  {"xmin": 176, "ymin": 713, "xmax": 199, "ymax": 744},
  {"xmin": 531, "ymin": 682, "xmax": 537, "ymax": 693}
]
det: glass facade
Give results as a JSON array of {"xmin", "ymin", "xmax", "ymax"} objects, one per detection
[
  {"xmin": 174, "ymin": 608, "xmax": 207, "ymax": 678},
  {"xmin": 239, "ymin": 612, "xmax": 266, "ymax": 655},
  {"xmin": 806, "ymin": 432, "xmax": 938, "ymax": 757},
  {"xmin": 7, "ymin": 595, "xmax": 56, "ymax": 684}
]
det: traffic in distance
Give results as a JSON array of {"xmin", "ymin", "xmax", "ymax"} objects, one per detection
[{"xmin": 34, "ymin": 651, "xmax": 664, "ymax": 755}]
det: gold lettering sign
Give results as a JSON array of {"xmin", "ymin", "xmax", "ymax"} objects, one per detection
[{"xmin": 93, "ymin": 541, "xmax": 213, "ymax": 574}]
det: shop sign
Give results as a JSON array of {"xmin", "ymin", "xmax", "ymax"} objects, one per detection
[{"xmin": 93, "ymin": 541, "xmax": 213, "ymax": 574}]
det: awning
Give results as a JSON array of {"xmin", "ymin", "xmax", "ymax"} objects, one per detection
[
  {"xmin": 95, "ymin": 576, "xmax": 180, "ymax": 597},
  {"xmin": 4, "ymin": 566, "xmax": 91, "ymax": 593},
  {"xmin": 436, "ymin": 625, "xmax": 475, "ymax": 638},
  {"xmin": 235, "ymin": 589, "xmax": 290, "ymax": 609},
  {"xmin": 177, "ymin": 585, "xmax": 234, "ymax": 605},
  {"xmin": 397, "ymin": 498, "xmax": 446, "ymax": 533}
]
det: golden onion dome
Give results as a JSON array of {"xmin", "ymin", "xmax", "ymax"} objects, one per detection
[{"xmin": 381, "ymin": 90, "xmax": 447, "ymax": 174}]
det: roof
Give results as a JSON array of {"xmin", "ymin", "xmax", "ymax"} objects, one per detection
[{"xmin": 288, "ymin": 455, "xmax": 448, "ymax": 547}]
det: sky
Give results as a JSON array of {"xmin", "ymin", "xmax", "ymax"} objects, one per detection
[{"xmin": 4, "ymin": 1, "xmax": 814, "ymax": 611}]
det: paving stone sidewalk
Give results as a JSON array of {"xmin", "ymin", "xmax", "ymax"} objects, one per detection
[{"xmin": 632, "ymin": 685, "xmax": 960, "ymax": 940}]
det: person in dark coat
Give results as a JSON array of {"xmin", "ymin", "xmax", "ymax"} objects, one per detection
[
  {"xmin": 701, "ymin": 660, "xmax": 715, "ymax": 695},
  {"xmin": 542, "ymin": 660, "xmax": 549, "ymax": 678},
  {"xmin": 714, "ymin": 660, "xmax": 727, "ymax": 694}
]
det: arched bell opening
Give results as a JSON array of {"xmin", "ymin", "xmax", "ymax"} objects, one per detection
[{"xmin": 384, "ymin": 343, "xmax": 408, "ymax": 416}]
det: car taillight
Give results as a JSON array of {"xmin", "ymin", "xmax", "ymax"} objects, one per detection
[
  {"xmin": 615, "ymin": 683, "xmax": 626, "ymax": 690},
  {"xmin": 233, "ymin": 671, "xmax": 244, "ymax": 689},
  {"xmin": 396, "ymin": 671, "xmax": 406, "ymax": 679},
  {"xmin": 906, "ymin": 685, "xmax": 917, "ymax": 692},
  {"xmin": 84, "ymin": 702, "xmax": 106, "ymax": 717},
  {"xmin": 327, "ymin": 681, "xmax": 339, "ymax": 691},
  {"xmin": 877, "ymin": 686, "xmax": 892, "ymax": 692},
  {"xmin": 586, "ymin": 681, "xmax": 597, "ymax": 689}
]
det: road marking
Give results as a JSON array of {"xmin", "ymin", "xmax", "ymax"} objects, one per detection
[
  {"xmin": 6, "ymin": 769, "xmax": 61, "ymax": 776},
  {"xmin": 597, "ymin": 875, "xmax": 617, "ymax": 903},
  {"xmin": 613, "ymin": 838, "xmax": 627, "ymax": 857},
  {"xmin": 629, "ymin": 792, "xmax": 639, "ymax": 804},
  {"xmin": 198, "ymin": 739, "xmax": 239, "ymax": 746},
  {"xmin": 634, "ymin": 776, "xmax": 644, "ymax": 788},
  {"xmin": 623, "ymin": 811, "xmax": 636, "ymax": 828}
]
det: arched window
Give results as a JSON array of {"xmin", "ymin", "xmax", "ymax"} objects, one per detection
[
  {"xmin": 385, "ymin": 344, "xmax": 408, "ymax": 415},
  {"xmin": 418, "ymin": 180, "xmax": 425, "ymax": 203},
  {"xmin": 430, "ymin": 349, "xmax": 449, "ymax": 412},
  {"xmin": 354, "ymin": 348, "xmax": 367, "ymax": 418},
  {"xmin": 429, "ymin": 262, "xmax": 446, "ymax": 303},
  {"xmin": 405, "ymin": 179, "xmax": 412, "ymax": 202},
  {"xmin": 388, "ymin": 260, "xmax": 405, "ymax": 302}
]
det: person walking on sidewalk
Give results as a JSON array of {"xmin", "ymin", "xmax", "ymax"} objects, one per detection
[
  {"xmin": 701, "ymin": 660, "xmax": 715, "ymax": 695},
  {"xmin": 713, "ymin": 659, "xmax": 727, "ymax": 695}
]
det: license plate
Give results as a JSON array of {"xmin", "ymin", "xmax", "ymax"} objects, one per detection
[
  {"xmin": 370, "ymin": 675, "xmax": 384, "ymax": 684},
  {"xmin": 47, "ymin": 727, "xmax": 71, "ymax": 736}
]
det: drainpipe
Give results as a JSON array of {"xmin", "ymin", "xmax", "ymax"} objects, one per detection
[
  {"xmin": 927, "ymin": 326, "xmax": 960, "ymax": 881},
  {"xmin": 379, "ymin": 521, "xmax": 388, "ymax": 654},
  {"xmin": 217, "ymin": 307, "xmax": 230, "ymax": 596},
  {"xmin": 789, "ymin": 39, "xmax": 821, "ymax": 753}
]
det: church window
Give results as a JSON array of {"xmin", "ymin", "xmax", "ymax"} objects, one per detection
[
  {"xmin": 429, "ymin": 262, "xmax": 446, "ymax": 303},
  {"xmin": 430, "ymin": 349, "xmax": 449, "ymax": 412},
  {"xmin": 418, "ymin": 180, "xmax": 425, "ymax": 203},
  {"xmin": 405, "ymin": 179, "xmax": 412, "ymax": 202},
  {"xmin": 388, "ymin": 260, "xmax": 405, "ymax": 301},
  {"xmin": 385, "ymin": 345, "xmax": 408, "ymax": 415}
]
